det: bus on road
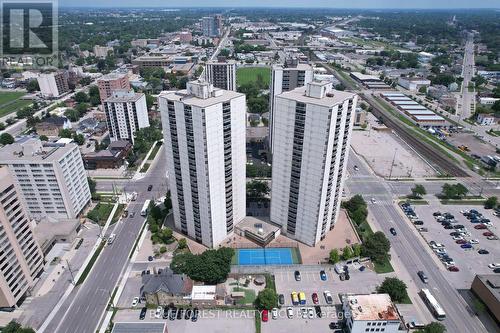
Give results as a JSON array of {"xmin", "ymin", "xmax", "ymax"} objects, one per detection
[
  {"xmin": 141, "ymin": 199, "xmax": 151, "ymax": 216},
  {"xmin": 420, "ymin": 288, "xmax": 446, "ymax": 320}
]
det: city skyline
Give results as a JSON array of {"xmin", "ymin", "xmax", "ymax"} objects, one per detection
[{"xmin": 58, "ymin": 0, "xmax": 500, "ymax": 8}]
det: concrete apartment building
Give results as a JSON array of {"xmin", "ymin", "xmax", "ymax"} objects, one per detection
[
  {"xmin": 37, "ymin": 72, "xmax": 69, "ymax": 98},
  {"xmin": 103, "ymin": 90, "xmax": 150, "ymax": 143},
  {"xmin": 471, "ymin": 275, "xmax": 500, "ymax": 324},
  {"xmin": 341, "ymin": 294, "xmax": 404, "ymax": 333},
  {"xmin": 159, "ymin": 81, "xmax": 246, "ymax": 248},
  {"xmin": 0, "ymin": 139, "xmax": 91, "ymax": 220},
  {"xmin": 270, "ymin": 81, "xmax": 357, "ymax": 246},
  {"xmin": 202, "ymin": 16, "xmax": 222, "ymax": 37},
  {"xmin": 204, "ymin": 61, "xmax": 236, "ymax": 91},
  {"xmin": 0, "ymin": 166, "xmax": 44, "ymax": 308},
  {"xmin": 97, "ymin": 72, "xmax": 131, "ymax": 103},
  {"xmin": 269, "ymin": 59, "xmax": 313, "ymax": 152}
]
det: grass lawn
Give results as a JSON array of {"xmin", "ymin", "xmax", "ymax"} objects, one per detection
[
  {"xmin": 88, "ymin": 203, "xmax": 114, "ymax": 225},
  {"xmin": 373, "ymin": 258, "xmax": 395, "ymax": 274},
  {"xmin": 76, "ymin": 240, "xmax": 105, "ymax": 285},
  {"xmin": 140, "ymin": 163, "xmax": 150, "ymax": 173},
  {"xmin": 148, "ymin": 142, "xmax": 162, "ymax": 160},
  {"xmin": 0, "ymin": 94, "xmax": 32, "ymax": 118},
  {"xmin": 233, "ymin": 287, "xmax": 256, "ymax": 305},
  {"xmin": 236, "ymin": 67, "xmax": 270, "ymax": 87},
  {"xmin": 0, "ymin": 91, "xmax": 25, "ymax": 105},
  {"xmin": 111, "ymin": 204, "xmax": 126, "ymax": 224}
]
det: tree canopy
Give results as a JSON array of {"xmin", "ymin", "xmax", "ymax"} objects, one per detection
[
  {"xmin": 362, "ymin": 231, "xmax": 391, "ymax": 264},
  {"xmin": 255, "ymin": 288, "xmax": 278, "ymax": 310},
  {"xmin": 378, "ymin": 277, "xmax": 409, "ymax": 303},
  {"xmin": 170, "ymin": 247, "xmax": 234, "ymax": 284}
]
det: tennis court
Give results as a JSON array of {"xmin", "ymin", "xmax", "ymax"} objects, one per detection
[{"xmin": 236, "ymin": 248, "xmax": 295, "ymax": 265}]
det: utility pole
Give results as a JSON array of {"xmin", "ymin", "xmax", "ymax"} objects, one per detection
[
  {"xmin": 389, "ymin": 148, "xmax": 397, "ymax": 179},
  {"xmin": 66, "ymin": 259, "xmax": 76, "ymax": 285}
]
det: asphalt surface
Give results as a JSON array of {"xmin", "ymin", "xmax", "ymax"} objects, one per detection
[
  {"xmin": 45, "ymin": 149, "xmax": 168, "ymax": 333},
  {"xmin": 345, "ymin": 151, "xmax": 489, "ymax": 333},
  {"xmin": 458, "ymin": 35, "xmax": 476, "ymax": 121}
]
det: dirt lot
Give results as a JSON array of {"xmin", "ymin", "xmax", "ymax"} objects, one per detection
[
  {"xmin": 446, "ymin": 132, "xmax": 496, "ymax": 158},
  {"xmin": 351, "ymin": 113, "xmax": 436, "ymax": 178}
]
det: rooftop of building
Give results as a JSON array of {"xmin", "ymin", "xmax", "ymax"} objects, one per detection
[
  {"xmin": 475, "ymin": 275, "xmax": 500, "ymax": 302},
  {"xmin": 97, "ymin": 72, "xmax": 128, "ymax": 81},
  {"xmin": 277, "ymin": 81, "xmax": 355, "ymax": 107},
  {"xmin": 0, "ymin": 138, "xmax": 76, "ymax": 163},
  {"xmin": 104, "ymin": 90, "xmax": 144, "ymax": 103},
  {"xmin": 37, "ymin": 116, "xmax": 69, "ymax": 126},
  {"xmin": 344, "ymin": 294, "xmax": 400, "ymax": 321},
  {"xmin": 160, "ymin": 81, "xmax": 243, "ymax": 108},
  {"xmin": 141, "ymin": 267, "xmax": 192, "ymax": 296}
]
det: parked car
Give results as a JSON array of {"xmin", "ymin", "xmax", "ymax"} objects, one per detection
[
  {"xmin": 324, "ymin": 291, "xmax": 333, "ymax": 304},
  {"xmin": 294, "ymin": 270, "xmax": 301, "ymax": 281},
  {"xmin": 494, "ymin": 268, "xmax": 500, "ymax": 273},
  {"xmin": 272, "ymin": 308, "xmax": 278, "ymax": 320},
  {"xmin": 474, "ymin": 224, "xmax": 487, "ymax": 230},
  {"xmin": 287, "ymin": 307, "xmax": 294, "ymax": 318},
  {"xmin": 487, "ymin": 235, "xmax": 499, "ymax": 240},
  {"xmin": 461, "ymin": 243, "xmax": 472, "ymax": 249},
  {"xmin": 139, "ymin": 307, "xmax": 147, "ymax": 320},
  {"xmin": 478, "ymin": 249, "xmax": 489, "ymax": 255},
  {"xmin": 320, "ymin": 270, "xmax": 327, "ymax": 281},
  {"xmin": 448, "ymin": 266, "xmax": 460, "ymax": 272},
  {"xmin": 390, "ymin": 227, "xmax": 397, "ymax": 236},
  {"xmin": 131, "ymin": 297, "xmax": 139, "ymax": 307},
  {"xmin": 184, "ymin": 308, "xmax": 192, "ymax": 320},
  {"xmin": 314, "ymin": 305, "xmax": 322, "ymax": 318},
  {"xmin": 413, "ymin": 220, "xmax": 424, "ymax": 225},
  {"xmin": 452, "ymin": 236, "xmax": 464, "ymax": 241},
  {"xmin": 155, "ymin": 306, "xmax": 162, "ymax": 319},
  {"xmin": 417, "ymin": 227, "xmax": 428, "ymax": 232},
  {"xmin": 469, "ymin": 239, "xmax": 479, "ymax": 244},
  {"xmin": 301, "ymin": 308, "xmax": 308, "ymax": 319},
  {"xmin": 169, "ymin": 307, "xmax": 177, "ymax": 320},
  {"xmin": 433, "ymin": 212, "xmax": 441, "ymax": 216},
  {"xmin": 192, "ymin": 308, "xmax": 199, "ymax": 322},
  {"xmin": 262, "ymin": 309, "xmax": 268, "ymax": 322},
  {"xmin": 147, "ymin": 185, "xmax": 153, "ymax": 191},
  {"xmin": 483, "ymin": 232, "xmax": 494, "ymax": 237},
  {"xmin": 308, "ymin": 307, "xmax": 315, "ymax": 319},
  {"xmin": 488, "ymin": 263, "xmax": 500, "ymax": 269},
  {"xmin": 176, "ymin": 308, "xmax": 184, "ymax": 320},
  {"xmin": 278, "ymin": 294, "xmax": 285, "ymax": 305},
  {"xmin": 312, "ymin": 293, "xmax": 319, "ymax": 304},
  {"xmin": 456, "ymin": 239, "xmax": 467, "ymax": 244}
]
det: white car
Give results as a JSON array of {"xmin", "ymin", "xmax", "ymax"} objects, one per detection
[
  {"xmin": 287, "ymin": 307, "xmax": 294, "ymax": 318},
  {"xmin": 301, "ymin": 308, "xmax": 308, "ymax": 319},
  {"xmin": 434, "ymin": 249, "xmax": 447, "ymax": 255},
  {"xmin": 460, "ymin": 210, "xmax": 468, "ymax": 214},
  {"xmin": 131, "ymin": 297, "xmax": 139, "ymax": 307},
  {"xmin": 370, "ymin": 198, "xmax": 376, "ymax": 204},
  {"xmin": 452, "ymin": 236, "xmax": 463, "ymax": 241},
  {"xmin": 155, "ymin": 306, "xmax": 162, "ymax": 318},
  {"xmin": 308, "ymin": 308, "xmax": 315, "ymax": 319},
  {"xmin": 488, "ymin": 263, "xmax": 500, "ymax": 269},
  {"xmin": 272, "ymin": 308, "xmax": 278, "ymax": 320},
  {"xmin": 469, "ymin": 239, "xmax": 479, "ymax": 244}
]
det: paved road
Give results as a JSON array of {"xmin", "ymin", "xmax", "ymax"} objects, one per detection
[
  {"xmin": 45, "ymin": 149, "xmax": 168, "ymax": 333},
  {"xmin": 458, "ymin": 34, "xmax": 476, "ymax": 121},
  {"xmin": 346, "ymin": 151, "xmax": 488, "ymax": 333}
]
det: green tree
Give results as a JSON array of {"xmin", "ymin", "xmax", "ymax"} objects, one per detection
[
  {"xmin": 0, "ymin": 133, "xmax": 15, "ymax": 145},
  {"xmin": 255, "ymin": 288, "xmax": 278, "ymax": 310},
  {"xmin": 64, "ymin": 108, "xmax": 80, "ymax": 122},
  {"xmin": 411, "ymin": 184, "xmax": 427, "ymax": 198},
  {"xmin": 440, "ymin": 183, "xmax": 468, "ymax": 199},
  {"xmin": 246, "ymin": 180, "xmax": 270, "ymax": 199},
  {"xmin": 26, "ymin": 80, "xmax": 39, "ymax": 93},
  {"xmin": 59, "ymin": 128, "xmax": 73, "ymax": 138},
  {"xmin": 88, "ymin": 85, "xmax": 101, "ymax": 106},
  {"xmin": 352, "ymin": 243, "xmax": 362, "ymax": 257},
  {"xmin": 378, "ymin": 277, "xmax": 408, "ymax": 303},
  {"xmin": 75, "ymin": 103, "xmax": 89, "ymax": 116},
  {"xmin": 329, "ymin": 249, "xmax": 340, "ymax": 264},
  {"xmin": 362, "ymin": 231, "xmax": 391, "ymax": 264},
  {"xmin": 342, "ymin": 245, "xmax": 354, "ymax": 260},
  {"xmin": 414, "ymin": 322, "xmax": 446, "ymax": 333},
  {"xmin": 484, "ymin": 196, "xmax": 498, "ymax": 209},
  {"xmin": 74, "ymin": 91, "xmax": 89, "ymax": 103},
  {"xmin": 177, "ymin": 238, "xmax": 187, "ymax": 249},
  {"xmin": 72, "ymin": 133, "xmax": 85, "ymax": 145},
  {"xmin": 164, "ymin": 191, "xmax": 172, "ymax": 212},
  {"xmin": 39, "ymin": 135, "xmax": 49, "ymax": 141},
  {"xmin": 418, "ymin": 86, "xmax": 427, "ymax": 94},
  {"xmin": 87, "ymin": 177, "xmax": 96, "ymax": 194}
]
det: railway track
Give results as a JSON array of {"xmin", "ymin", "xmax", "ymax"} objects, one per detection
[{"xmin": 362, "ymin": 93, "xmax": 469, "ymax": 177}]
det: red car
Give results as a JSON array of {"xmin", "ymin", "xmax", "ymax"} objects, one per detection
[
  {"xmin": 448, "ymin": 266, "xmax": 460, "ymax": 272},
  {"xmin": 474, "ymin": 224, "xmax": 487, "ymax": 230},
  {"xmin": 483, "ymin": 231, "xmax": 494, "ymax": 237},
  {"xmin": 455, "ymin": 239, "xmax": 467, "ymax": 244},
  {"xmin": 312, "ymin": 293, "xmax": 319, "ymax": 304},
  {"xmin": 261, "ymin": 310, "xmax": 268, "ymax": 322}
]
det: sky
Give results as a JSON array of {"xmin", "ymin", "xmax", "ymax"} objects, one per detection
[{"xmin": 59, "ymin": 0, "xmax": 500, "ymax": 8}]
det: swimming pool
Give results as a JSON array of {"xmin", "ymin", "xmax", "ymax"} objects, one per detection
[{"xmin": 235, "ymin": 248, "xmax": 295, "ymax": 265}]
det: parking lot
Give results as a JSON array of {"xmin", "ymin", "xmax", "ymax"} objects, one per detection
[
  {"xmin": 114, "ymin": 309, "xmax": 256, "ymax": 333},
  {"xmin": 274, "ymin": 265, "xmax": 384, "ymax": 308},
  {"xmin": 405, "ymin": 204, "xmax": 499, "ymax": 289},
  {"xmin": 261, "ymin": 306, "xmax": 342, "ymax": 333}
]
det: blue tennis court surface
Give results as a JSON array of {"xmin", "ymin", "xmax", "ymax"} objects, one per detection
[{"xmin": 237, "ymin": 248, "xmax": 293, "ymax": 265}]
